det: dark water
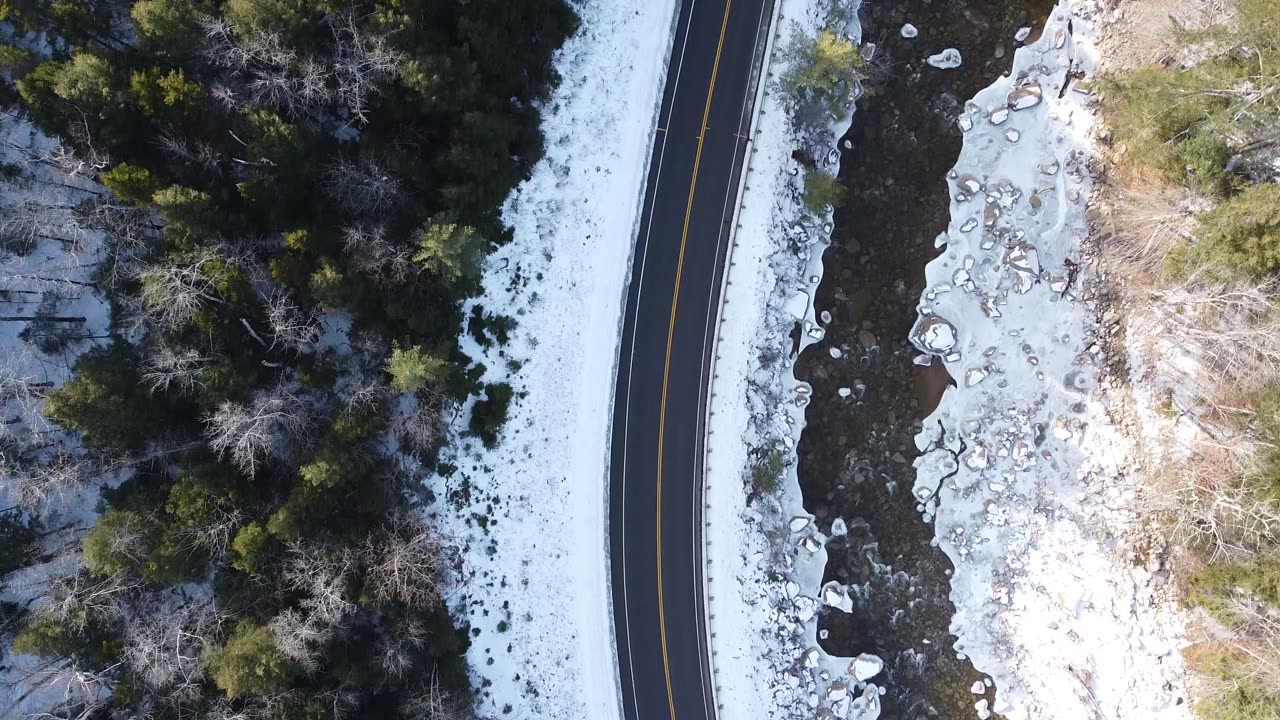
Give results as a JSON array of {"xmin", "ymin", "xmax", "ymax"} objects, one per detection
[{"xmin": 794, "ymin": 1, "xmax": 1054, "ymax": 717}]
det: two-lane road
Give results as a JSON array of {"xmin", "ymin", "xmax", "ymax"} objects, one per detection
[{"xmin": 609, "ymin": 0, "xmax": 774, "ymax": 718}]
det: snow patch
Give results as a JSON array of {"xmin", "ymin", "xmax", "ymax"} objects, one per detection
[{"xmin": 430, "ymin": 2, "xmax": 679, "ymax": 718}]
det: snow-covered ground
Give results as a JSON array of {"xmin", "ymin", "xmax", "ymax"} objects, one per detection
[
  {"xmin": 431, "ymin": 2, "xmax": 677, "ymax": 718},
  {"xmin": 907, "ymin": 3, "xmax": 1191, "ymax": 719},
  {"xmin": 0, "ymin": 112, "xmax": 115, "ymax": 719},
  {"xmin": 700, "ymin": 0, "xmax": 884, "ymax": 718}
]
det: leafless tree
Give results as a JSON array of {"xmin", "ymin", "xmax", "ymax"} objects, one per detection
[
  {"xmin": 331, "ymin": 13, "xmax": 407, "ymax": 124},
  {"xmin": 267, "ymin": 608, "xmax": 331, "ymax": 675},
  {"xmin": 374, "ymin": 620, "xmax": 426, "ymax": 680},
  {"xmin": 201, "ymin": 12, "xmax": 403, "ymax": 127},
  {"xmin": 323, "ymin": 157, "xmax": 404, "ymax": 215},
  {"xmin": 122, "ymin": 601, "xmax": 217, "ymax": 704},
  {"xmin": 341, "ymin": 224, "xmax": 415, "ymax": 285},
  {"xmin": 360, "ymin": 519, "xmax": 449, "ymax": 610},
  {"xmin": 1146, "ymin": 436, "xmax": 1280, "ymax": 560},
  {"xmin": 0, "ymin": 202, "xmax": 48, "ymax": 256},
  {"xmin": 20, "ymin": 667, "xmax": 113, "ymax": 720},
  {"xmin": 41, "ymin": 569, "xmax": 136, "ymax": 634},
  {"xmin": 13, "ymin": 452, "xmax": 91, "ymax": 515},
  {"xmin": 175, "ymin": 500, "xmax": 243, "ymax": 562},
  {"xmin": 139, "ymin": 251, "xmax": 236, "ymax": 331},
  {"xmin": 142, "ymin": 344, "xmax": 218, "ymax": 396},
  {"xmin": 345, "ymin": 380, "xmax": 389, "ymax": 413},
  {"xmin": 394, "ymin": 390, "xmax": 449, "ymax": 454},
  {"xmin": 157, "ymin": 132, "xmax": 224, "ymax": 176},
  {"xmin": 205, "ymin": 386, "xmax": 314, "ymax": 474},
  {"xmin": 0, "ymin": 356, "xmax": 39, "ymax": 433},
  {"xmin": 282, "ymin": 543, "xmax": 358, "ymax": 627},
  {"xmin": 1139, "ymin": 278, "xmax": 1280, "ymax": 396},
  {"xmin": 269, "ymin": 544, "xmax": 360, "ymax": 672},
  {"xmin": 265, "ymin": 292, "xmax": 321, "ymax": 352},
  {"xmin": 400, "ymin": 673, "xmax": 469, "ymax": 720}
]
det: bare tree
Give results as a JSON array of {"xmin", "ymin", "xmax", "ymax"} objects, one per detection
[
  {"xmin": 323, "ymin": 157, "xmax": 404, "ymax": 215},
  {"xmin": 1138, "ymin": 277, "xmax": 1280, "ymax": 397},
  {"xmin": 205, "ymin": 386, "xmax": 314, "ymax": 474},
  {"xmin": 393, "ymin": 390, "xmax": 448, "ymax": 454},
  {"xmin": 282, "ymin": 544, "xmax": 358, "ymax": 627},
  {"xmin": 139, "ymin": 251, "xmax": 236, "ymax": 331},
  {"xmin": 122, "ymin": 601, "xmax": 216, "ymax": 704},
  {"xmin": 157, "ymin": 132, "xmax": 224, "ymax": 176},
  {"xmin": 13, "ymin": 453, "xmax": 91, "ymax": 515},
  {"xmin": 264, "ymin": 292, "xmax": 321, "ymax": 352},
  {"xmin": 201, "ymin": 12, "xmax": 403, "ymax": 127},
  {"xmin": 41, "ymin": 570, "xmax": 136, "ymax": 634},
  {"xmin": 360, "ymin": 520, "xmax": 449, "ymax": 610},
  {"xmin": 331, "ymin": 13, "xmax": 407, "ymax": 124},
  {"xmin": 269, "ymin": 544, "xmax": 360, "ymax": 673},
  {"xmin": 341, "ymin": 224, "xmax": 415, "ymax": 285},
  {"xmin": 20, "ymin": 667, "xmax": 113, "ymax": 720},
  {"xmin": 267, "ymin": 608, "xmax": 331, "ymax": 676},
  {"xmin": 141, "ymin": 344, "xmax": 218, "ymax": 396},
  {"xmin": 400, "ymin": 673, "xmax": 469, "ymax": 720},
  {"xmin": 373, "ymin": 620, "xmax": 426, "ymax": 680},
  {"xmin": 1146, "ymin": 436, "xmax": 1280, "ymax": 560},
  {"xmin": 0, "ymin": 356, "xmax": 39, "ymax": 434}
]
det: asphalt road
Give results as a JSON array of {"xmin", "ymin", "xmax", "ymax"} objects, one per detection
[{"xmin": 608, "ymin": 1, "xmax": 774, "ymax": 718}]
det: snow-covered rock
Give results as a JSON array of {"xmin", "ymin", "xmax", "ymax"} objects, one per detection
[{"xmin": 927, "ymin": 48, "xmax": 963, "ymax": 69}]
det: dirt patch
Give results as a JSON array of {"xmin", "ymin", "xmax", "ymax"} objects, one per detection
[
  {"xmin": 1095, "ymin": 0, "xmax": 1232, "ymax": 71},
  {"xmin": 793, "ymin": 1, "xmax": 1054, "ymax": 717}
]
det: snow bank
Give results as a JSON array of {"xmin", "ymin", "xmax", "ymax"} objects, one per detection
[
  {"xmin": 702, "ymin": 1, "xmax": 882, "ymax": 718},
  {"xmin": 431, "ymin": 2, "xmax": 677, "ymax": 718},
  {"xmin": 909, "ymin": 3, "xmax": 1190, "ymax": 718}
]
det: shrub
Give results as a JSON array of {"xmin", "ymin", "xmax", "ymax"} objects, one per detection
[
  {"xmin": 413, "ymin": 218, "xmax": 487, "ymax": 285},
  {"xmin": 1187, "ymin": 553, "xmax": 1280, "ymax": 624},
  {"xmin": 1185, "ymin": 642, "xmax": 1280, "ymax": 720},
  {"xmin": 751, "ymin": 442, "xmax": 787, "ymax": 495},
  {"xmin": 12, "ymin": 616, "xmax": 86, "ymax": 660},
  {"xmin": 83, "ymin": 510, "xmax": 154, "ymax": 577},
  {"xmin": 780, "ymin": 28, "xmax": 865, "ymax": 119},
  {"xmin": 101, "ymin": 163, "xmax": 161, "ymax": 205},
  {"xmin": 0, "ymin": 45, "xmax": 35, "ymax": 75},
  {"xmin": 387, "ymin": 345, "xmax": 450, "ymax": 393},
  {"xmin": 45, "ymin": 343, "xmax": 160, "ymax": 451},
  {"xmin": 1182, "ymin": 183, "xmax": 1280, "ymax": 280},
  {"xmin": 469, "ymin": 382, "xmax": 512, "ymax": 448},
  {"xmin": 0, "ymin": 511, "xmax": 36, "ymax": 575},
  {"xmin": 51, "ymin": 52, "xmax": 121, "ymax": 114},
  {"xmin": 1177, "ymin": 133, "xmax": 1235, "ymax": 198},
  {"xmin": 205, "ymin": 622, "xmax": 297, "ymax": 698},
  {"xmin": 224, "ymin": 0, "xmax": 317, "ymax": 40},
  {"xmin": 152, "ymin": 185, "xmax": 217, "ymax": 246},
  {"xmin": 131, "ymin": 67, "xmax": 207, "ymax": 127},
  {"xmin": 803, "ymin": 169, "xmax": 844, "ymax": 213},
  {"xmin": 231, "ymin": 521, "xmax": 272, "ymax": 574},
  {"xmin": 131, "ymin": 0, "xmax": 203, "ymax": 57}
]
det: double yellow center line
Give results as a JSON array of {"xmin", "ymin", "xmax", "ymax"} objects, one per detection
[{"xmin": 655, "ymin": 0, "xmax": 735, "ymax": 718}]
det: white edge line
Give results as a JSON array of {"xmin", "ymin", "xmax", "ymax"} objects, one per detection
[
  {"xmin": 697, "ymin": 0, "xmax": 784, "ymax": 715},
  {"xmin": 605, "ymin": 1, "xmax": 697, "ymax": 719}
]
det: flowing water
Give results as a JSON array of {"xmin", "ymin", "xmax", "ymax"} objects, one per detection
[{"xmin": 794, "ymin": 1, "xmax": 1055, "ymax": 717}]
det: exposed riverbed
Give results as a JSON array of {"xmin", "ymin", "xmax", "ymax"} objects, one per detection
[{"xmin": 794, "ymin": 1, "xmax": 1054, "ymax": 717}]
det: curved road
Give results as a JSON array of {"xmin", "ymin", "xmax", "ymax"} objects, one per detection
[{"xmin": 609, "ymin": 1, "xmax": 774, "ymax": 718}]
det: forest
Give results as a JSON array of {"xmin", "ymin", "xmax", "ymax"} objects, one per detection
[{"xmin": 0, "ymin": 0, "xmax": 576, "ymax": 718}]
